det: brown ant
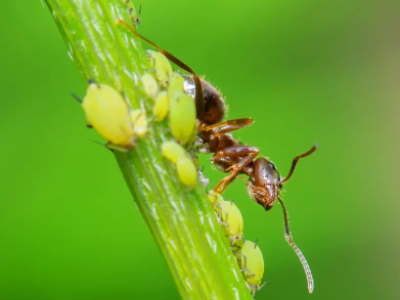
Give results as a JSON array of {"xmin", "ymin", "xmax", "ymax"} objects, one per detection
[{"xmin": 118, "ymin": 19, "xmax": 317, "ymax": 293}]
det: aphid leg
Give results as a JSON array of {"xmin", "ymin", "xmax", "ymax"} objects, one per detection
[
  {"xmin": 71, "ymin": 93, "xmax": 93, "ymax": 128},
  {"xmin": 214, "ymin": 146, "xmax": 259, "ymax": 193},
  {"xmin": 233, "ymin": 250, "xmax": 255, "ymax": 279},
  {"xmin": 88, "ymin": 140, "xmax": 129, "ymax": 153},
  {"xmin": 219, "ymin": 208, "xmax": 230, "ymax": 234},
  {"xmin": 279, "ymin": 144, "xmax": 318, "ymax": 184},
  {"xmin": 278, "ymin": 197, "xmax": 314, "ymax": 293},
  {"xmin": 71, "ymin": 93, "xmax": 82, "ymax": 104},
  {"xmin": 258, "ymin": 281, "xmax": 268, "ymax": 293},
  {"xmin": 116, "ymin": 19, "xmax": 205, "ymax": 119},
  {"xmin": 105, "ymin": 142, "xmax": 131, "ymax": 153},
  {"xmin": 199, "ymin": 118, "xmax": 253, "ymax": 137}
]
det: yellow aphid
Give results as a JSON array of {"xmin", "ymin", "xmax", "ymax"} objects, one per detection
[
  {"xmin": 146, "ymin": 50, "xmax": 173, "ymax": 87},
  {"xmin": 161, "ymin": 141, "xmax": 187, "ymax": 164},
  {"xmin": 131, "ymin": 110, "xmax": 148, "ymax": 138},
  {"xmin": 168, "ymin": 91, "xmax": 196, "ymax": 145},
  {"xmin": 167, "ymin": 73, "xmax": 185, "ymax": 94},
  {"xmin": 142, "ymin": 73, "xmax": 159, "ymax": 98},
  {"xmin": 153, "ymin": 91, "xmax": 170, "ymax": 121},
  {"xmin": 152, "ymin": 74, "xmax": 184, "ymax": 122},
  {"xmin": 235, "ymin": 240, "xmax": 265, "ymax": 294},
  {"xmin": 221, "ymin": 201, "xmax": 244, "ymax": 245},
  {"xmin": 80, "ymin": 83, "xmax": 135, "ymax": 148},
  {"xmin": 176, "ymin": 156, "xmax": 198, "ymax": 188},
  {"xmin": 207, "ymin": 190, "xmax": 224, "ymax": 215}
]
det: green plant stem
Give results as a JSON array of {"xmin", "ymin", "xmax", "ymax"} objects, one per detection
[{"xmin": 45, "ymin": 0, "xmax": 253, "ymax": 299}]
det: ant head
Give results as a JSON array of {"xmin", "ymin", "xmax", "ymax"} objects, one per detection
[{"xmin": 247, "ymin": 157, "xmax": 282, "ymax": 210}]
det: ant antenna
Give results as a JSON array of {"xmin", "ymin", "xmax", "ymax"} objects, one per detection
[
  {"xmin": 116, "ymin": 19, "xmax": 205, "ymax": 119},
  {"xmin": 279, "ymin": 144, "xmax": 318, "ymax": 185},
  {"xmin": 278, "ymin": 197, "xmax": 314, "ymax": 293}
]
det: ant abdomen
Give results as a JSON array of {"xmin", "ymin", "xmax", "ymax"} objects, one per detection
[{"xmin": 182, "ymin": 75, "xmax": 225, "ymax": 125}]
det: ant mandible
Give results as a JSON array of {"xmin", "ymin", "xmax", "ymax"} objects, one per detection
[{"xmin": 117, "ymin": 19, "xmax": 317, "ymax": 293}]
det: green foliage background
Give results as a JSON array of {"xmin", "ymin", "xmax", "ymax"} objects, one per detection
[{"xmin": 0, "ymin": 0, "xmax": 399, "ymax": 299}]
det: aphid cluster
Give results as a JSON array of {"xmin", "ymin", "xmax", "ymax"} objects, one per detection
[
  {"xmin": 73, "ymin": 2, "xmax": 318, "ymax": 295},
  {"xmin": 208, "ymin": 190, "xmax": 265, "ymax": 295},
  {"xmin": 116, "ymin": 14, "xmax": 317, "ymax": 293}
]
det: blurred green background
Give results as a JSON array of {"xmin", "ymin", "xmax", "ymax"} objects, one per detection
[{"xmin": 1, "ymin": 0, "xmax": 399, "ymax": 299}]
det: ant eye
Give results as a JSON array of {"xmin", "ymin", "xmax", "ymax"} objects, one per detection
[{"xmin": 270, "ymin": 163, "xmax": 275, "ymax": 170}]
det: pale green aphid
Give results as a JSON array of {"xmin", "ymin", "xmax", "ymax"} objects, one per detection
[
  {"xmin": 161, "ymin": 140, "xmax": 187, "ymax": 164},
  {"xmin": 168, "ymin": 91, "xmax": 196, "ymax": 145},
  {"xmin": 167, "ymin": 73, "xmax": 185, "ymax": 94},
  {"xmin": 146, "ymin": 50, "xmax": 174, "ymax": 88},
  {"xmin": 124, "ymin": 0, "xmax": 141, "ymax": 29},
  {"xmin": 220, "ymin": 200, "xmax": 244, "ymax": 246},
  {"xmin": 235, "ymin": 240, "xmax": 265, "ymax": 295},
  {"xmin": 78, "ymin": 83, "xmax": 135, "ymax": 149},
  {"xmin": 131, "ymin": 110, "xmax": 148, "ymax": 138},
  {"xmin": 152, "ymin": 74, "xmax": 185, "ymax": 122},
  {"xmin": 161, "ymin": 141, "xmax": 198, "ymax": 188},
  {"xmin": 207, "ymin": 190, "xmax": 224, "ymax": 216},
  {"xmin": 176, "ymin": 155, "xmax": 198, "ymax": 188},
  {"xmin": 208, "ymin": 190, "xmax": 224, "ymax": 207},
  {"xmin": 153, "ymin": 91, "xmax": 170, "ymax": 121},
  {"xmin": 142, "ymin": 73, "xmax": 159, "ymax": 98}
]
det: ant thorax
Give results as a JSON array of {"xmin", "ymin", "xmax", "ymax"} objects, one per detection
[{"xmin": 182, "ymin": 75, "xmax": 225, "ymax": 125}]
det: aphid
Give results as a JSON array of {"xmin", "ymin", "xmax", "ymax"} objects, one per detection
[
  {"xmin": 176, "ymin": 155, "xmax": 198, "ymax": 188},
  {"xmin": 220, "ymin": 200, "xmax": 244, "ymax": 247},
  {"xmin": 153, "ymin": 91, "xmax": 170, "ymax": 121},
  {"xmin": 152, "ymin": 73, "xmax": 185, "ymax": 122},
  {"xmin": 146, "ymin": 50, "xmax": 174, "ymax": 88},
  {"xmin": 131, "ymin": 109, "xmax": 148, "ymax": 138},
  {"xmin": 161, "ymin": 140, "xmax": 187, "ymax": 164},
  {"xmin": 124, "ymin": 1, "xmax": 141, "ymax": 29},
  {"xmin": 161, "ymin": 141, "xmax": 198, "ymax": 188},
  {"xmin": 72, "ymin": 81, "xmax": 135, "ymax": 150},
  {"xmin": 168, "ymin": 91, "xmax": 196, "ymax": 145},
  {"xmin": 207, "ymin": 190, "xmax": 224, "ymax": 214},
  {"xmin": 234, "ymin": 239, "xmax": 266, "ymax": 296},
  {"xmin": 168, "ymin": 74, "xmax": 185, "ymax": 94},
  {"xmin": 142, "ymin": 73, "xmax": 159, "ymax": 98}
]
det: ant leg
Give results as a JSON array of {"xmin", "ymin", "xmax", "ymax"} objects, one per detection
[
  {"xmin": 117, "ymin": 20, "xmax": 204, "ymax": 119},
  {"xmin": 214, "ymin": 146, "xmax": 259, "ymax": 193},
  {"xmin": 279, "ymin": 144, "xmax": 318, "ymax": 184},
  {"xmin": 199, "ymin": 118, "xmax": 253, "ymax": 137}
]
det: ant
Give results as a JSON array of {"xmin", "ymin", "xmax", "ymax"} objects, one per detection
[{"xmin": 118, "ymin": 19, "xmax": 317, "ymax": 293}]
